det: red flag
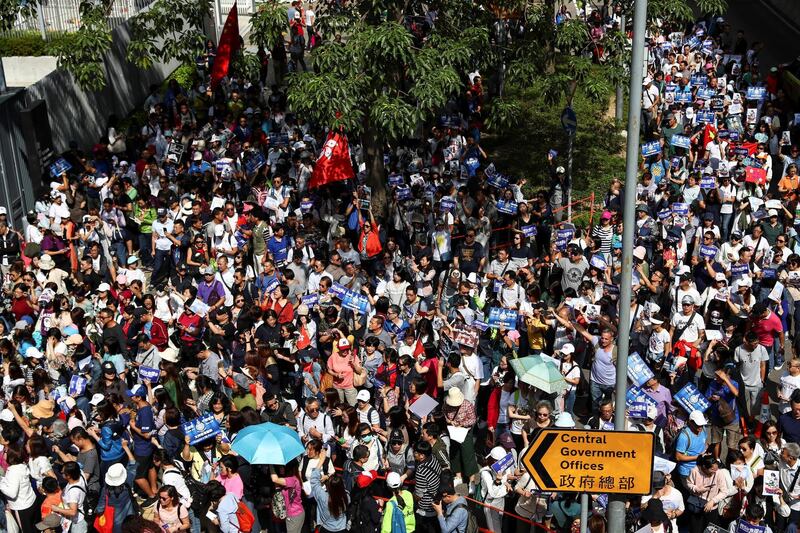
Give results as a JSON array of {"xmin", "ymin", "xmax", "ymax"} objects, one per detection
[
  {"xmin": 739, "ymin": 142, "xmax": 759, "ymax": 156},
  {"xmin": 210, "ymin": 2, "xmax": 240, "ymax": 89},
  {"xmin": 308, "ymin": 131, "xmax": 355, "ymax": 189}
]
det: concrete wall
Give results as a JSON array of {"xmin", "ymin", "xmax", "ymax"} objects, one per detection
[
  {"xmin": 22, "ymin": 19, "xmax": 180, "ymax": 152},
  {"xmin": 2, "ymin": 57, "xmax": 58, "ymax": 88}
]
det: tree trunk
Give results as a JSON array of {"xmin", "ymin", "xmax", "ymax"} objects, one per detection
[
  {"xmin": 544, "ymin": 0, "xmax": 557, "ymax": 74},
  {"xmin": 361, "ymin": 114, "xmax": 389, "ymax": 218}
]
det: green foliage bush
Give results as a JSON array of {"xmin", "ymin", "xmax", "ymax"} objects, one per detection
[
  {"xmin": 0, "ymin": 31, "xmax": 73, "ymax": 56},
  {"xmin": 482, "ymin": 85, "xmax": 626, "ymax": 202}
]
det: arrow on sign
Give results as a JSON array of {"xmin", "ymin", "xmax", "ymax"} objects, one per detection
[
  {"xmin": 529, "ymin": 432, "xmax": 557, "ymax": 487},
  {"xmin": 521, "ymin": 428, "xmax": 654, "ymax": 495}
]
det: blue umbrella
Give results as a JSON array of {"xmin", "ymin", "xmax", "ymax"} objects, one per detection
[{"xmin": 231, "ymin": 422, "xmax": 305, "ymax": 465}]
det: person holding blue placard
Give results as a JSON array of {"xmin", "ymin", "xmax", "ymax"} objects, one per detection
[{"xmin": 704, "ymin": 365, "xmax": 740, "ymax": 460}]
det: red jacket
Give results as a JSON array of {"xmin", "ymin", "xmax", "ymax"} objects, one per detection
[
  {"xmin": 149, "ymin": 317, "xmax": 169, "ymax": 351},
  {"xmin": 358, "ymin": 226, "xmax": 382, "ymax": 258}
]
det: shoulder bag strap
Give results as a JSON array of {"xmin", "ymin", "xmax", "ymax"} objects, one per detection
[{"xmin": 672, "ymin": 311, "xmax": 697, "ymax": 343}]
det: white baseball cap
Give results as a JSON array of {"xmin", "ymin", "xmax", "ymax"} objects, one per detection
[
  {"xmin": 356, "ymin": 390, "xmax": 371, "ymax": 403},
  {"xmin": 689, "ymin": 410, "xmax": 708, "ymax": 426},
  {"xmin": 560, "ymin": 343, "xmax": 575, "ymax": 355},
  {"xmin": 386, "ymin": 472, "xmax": 402, "ymax": 489},
  {"xmin": 89, "ymin": 393, "xmax": 105, "ymax": 406}
]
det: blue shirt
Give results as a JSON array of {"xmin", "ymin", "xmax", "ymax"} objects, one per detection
[
  {"xmin": 675, "ymin": 427, "xmax": 707, "ymax": 476},
  {"xmin": 133, "ymin": 405, "xmax": 155, "ymax": 456},
  {"xmin": 268, "ymin": 236, "xmax": 290, "ymax": 265},
  {"xmin": 705, "ymin": 380, "xmax": 739, "ymax": 426},
  {"xmin": 311, "ymin": 469, "xmax": 347, "ymax": 531},
  {"xmin": 438, "ymin": 496, "xmax": 469, "ymax": 533}
]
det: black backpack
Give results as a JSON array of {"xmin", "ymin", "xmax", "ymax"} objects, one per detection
[{"xmin": 167, "ymin": 461, "xmax": 210, "ymax": 514}]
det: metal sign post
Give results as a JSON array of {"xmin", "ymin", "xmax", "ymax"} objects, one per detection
[
  {"xmin": 561, "ymin": 106, "xmax": 577, "ymax": 222},
  {"xmin": 609, "ymin": 0, "xmax": 649, "ymax": 531}
]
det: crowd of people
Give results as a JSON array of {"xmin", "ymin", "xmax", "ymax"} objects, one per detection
[{"xmin": 3, "ymin": 3, "xmax": 800, "ymax": 533}]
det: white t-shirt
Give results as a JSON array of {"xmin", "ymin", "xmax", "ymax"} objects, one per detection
[
  {"xmin": 641, "ymin": 488, "xmax": 684, "ymax": 533},
  {"xmin": 561, "ymin": 361, "xmax": 581, "ymax": 393},
  {"xmin": 152, "ymin": 219, "xmax": 174, "ymax": 251},
  {"xmin": 780, "ymin": 373, "xmax": 800, "ymax": 412},
  {"xmin": 460, "ymin": 354, "xmax": 484, "ymax": 404},
  {"xmin": 63, "ymin": 480, "xmax": 87, "ymax": 523},
  {"xmin": 648, "ymin": 328, "xmax": 671, "ymax": 359},
  {"xmin": 670, "ymin": 312, "xmax": 705, "ymax": 343}
]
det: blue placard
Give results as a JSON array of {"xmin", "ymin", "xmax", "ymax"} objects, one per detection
[
  {"xmin": 604, "ymin": 283, "xmax": 620, "ymax": 295},
  {"xmin": 746, "ymin": 86, "xmax": 767, "ymax": 101},
  {"xmin": 300, "ymin": 200, "xmax": 314, "ymax": 212},
  {"xmin": 700, "ymin": 176, "xmax": 716, "ymax": 189},
  {"xmin": 699, "ymin": 244, "xmax": 718, "ymax": 259},
  {"xmin": 342, "ymin": 290, "xmax": 370, "ymax": 314},
  {"xmin": 657, "ymin": 208, "xmax": 673, "ymax": 220},
  {"xmin": 628, "ymin": 401, "xmax": 649, "ymax": 419},
  {"xmin": 710, "ymin": 96, "xmax": 725, "ymax": 111},
  {"xmin": 139, "ymin": 366, "xmax": 160, "ymax": 383},
  {"xmin": 626, "ymin": 385, "xmax": 658, "ymax": 411},
  {"xmin": 671, "ymin": 135, "xmax": 691, "ymax": 149},
  {"xmin": 675, "ymin": 91, "xmax": 693, "ymax": 104},
  {"xmin": 263, "ymin": 277, "xmax": 280, "ymax": 295},
  {"xmin": 590, "ymin": 255, "xmax": 607, "ymax": 270},
  {"xmin": 473, "ymin": 320, "xmax": 489, "ymax": 331},
  {"xmin": 329, "ymin": 283, "xmax": 348, "ymax": 299},
  {"xmin": 496, "ymin": 200, "xmax": 518, "ymax": 215},
  {"xmin": 627, "ymin": 352, "xmax": 654, "ymax": 387},
  {"xmin": 182, "ymin": 413, "xmax": 223, "ymax": 445},
  {"xmin": 687, "ymin": 36, "xmax": 701, "ymax": 50},
  {"xmin": 671, "ymin": 203, "xmax": 689, "ymax": 215},
  {"xmin": 488, "ymin": 173, "xmax": 509, "ymax": 189},
  {"xmin": 696, "ymin": 87, "xmax": 716, "ymax": 100},
  {"xmin": 690, "ymin": 73, "xmax": 706, "ymax": 86},
  {"xmin": 555, "ymin": 229, "xmax": 573, "ymax": 250},
  {"xmin": 734, "ymin": 147, "xmax": 750, "ymax": 156},
  {"xmin": 215, "ymin": 159, "xmax": 233, "ymax": 173},
  {"xmin": 642, "ymin": 141, "xmax": 661, "ymax": 157},
  {"xmin": 396, "ymin": 186, "xmax": 412, "ymax": 201},
  {"xmin": 244, "ymin": 152, "xmax": 266, "ymax": 175},
  {"xmin": 68, "ymin": 375, "xmax": 87, "ymax": 396},
  {"xmin": 731, "ymin": 263, "xmax": 750, "ymax": 278},
  {"xmin": 439, "ymin": 114, "xmax": 461, "ymax": 128},
  {"xmin": 674, "ymin": 382, "xmax": 710, "ymax": 414},
  {"xmin": 440, "ymin": 198, "xmax": 456, "ymax": 212},
  {"xmin": 735, "ymin": 520, "xmax": 765, "ymax": 533},
  {"xmin": 491, "ymin": 451, "xmax": 515, "ymax": 473},
  {"xmin": 522, "ymin": 225, "xmax": 537, "ymax": 238},
  {"xmin": 487, "ymin": 307, "xmax": 518, "ymax": 329},
  {"xmin": 388, "ymin": 173, "xmax": 404, "ymax": 187},
  {"xmin": 268, "ymin": 132, "xmax": 290, "ymax": 146},
  {"xmin": 696, "ymin": 110, "xmax": 716, "ymax": 124},
  {"xmin": 49, "ymin": 158, "xmax": 72, "ymax": 177},
  {"xmin": 730, "ymin": 131, "xmax": 741, "ymax": 141},
  {"xmin": 762, "ymin": 268, "xmax": 776, "ymax": 279},
  {"xmin": 301, "ymin": 293, "xmax": 319, "ymax": 306}
]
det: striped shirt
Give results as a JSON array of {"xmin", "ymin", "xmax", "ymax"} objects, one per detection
[
  {"xmin": 591, "ymin": 224, "xmax": 613, "ymax": 254},
  {"xmin": 414, "ymin": 456, "xmax": 442, "ymax": 517}
]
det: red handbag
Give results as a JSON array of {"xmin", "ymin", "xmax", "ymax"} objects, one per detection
[{"xmin": 94, "ymin": 494, "xmax": 115, "ymax": 533}]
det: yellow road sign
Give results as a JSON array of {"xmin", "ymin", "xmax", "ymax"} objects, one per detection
[{"xmin": 521, "ymin": 429, "xmax": 654, "ymax": 495}]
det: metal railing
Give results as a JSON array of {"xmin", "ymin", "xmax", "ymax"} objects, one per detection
[{"xmin": 1, "ymin": 0, "xmax": 156, "ymax": 40}]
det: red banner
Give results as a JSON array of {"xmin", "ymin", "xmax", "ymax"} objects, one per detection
[
  {"xmin": 308, "ymin": 131, "xmax": 355, "ymax": 189},
  {"xmin": 210, "ymin": 2, "xmax": 240, "ymax": 89}
]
